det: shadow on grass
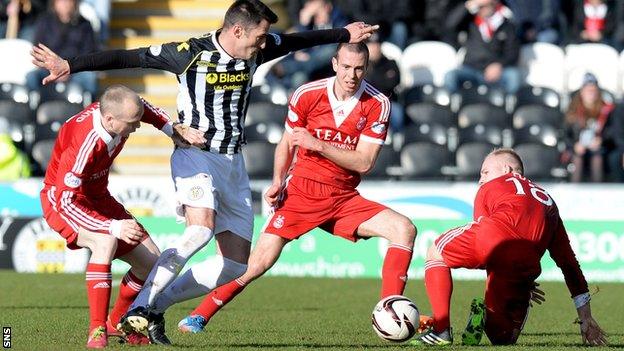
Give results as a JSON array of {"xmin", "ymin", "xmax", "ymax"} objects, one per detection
[
  {"xmin": 204, "ymin": 344, "xmax": 410, "ymax": 349},
  {"xmin": 0, "ymin": 305, "xmax": 85, "ymax": 309}
]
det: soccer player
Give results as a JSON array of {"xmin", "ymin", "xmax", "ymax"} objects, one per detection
[
  {"xmin": 411, "ymin": 149, "xmax": 607, "ymax": 346},
  {"xmin": 173, "ymin": 41, "xmax": 417, "ymax": 334},
  {"xmin": 39, "ymin": 85, "xmax": 205, "ymax": 348},
  {"xmin": 31, "ymin": 0, "xmax": 379, "ymax": 344}
]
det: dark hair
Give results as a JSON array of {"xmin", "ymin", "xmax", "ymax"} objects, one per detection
[
  {"xmin": 489, "ymin": 148, "xmax": 524, "ymax": 175},
  {"xmin": 334, "ymin": 42, "xmax": 370, "ymax": 65},
  {"xmin": 223, "ymin": 0, "xmax": 278, "ymax": 30}
]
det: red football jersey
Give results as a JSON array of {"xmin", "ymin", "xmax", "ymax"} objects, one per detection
[
  {"xmin": 42, "ymin": 99, "xmax": 171, "ymax": 234},
  {"xmin": 285, "ymin": 77, "xmax": 390, "ymax": 188},
  {"xmin": 475, "ymin": 172, "xmax": 588, "ymax": 296}
]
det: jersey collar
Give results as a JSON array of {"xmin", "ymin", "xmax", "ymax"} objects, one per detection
[
  {"xmin": 326, "ymin": 77, "xmax": 366, "ymax": 128},
  {"xmin": 211, "ymin": 30, "xmax": 234, "ymax": 61},
  {"xmin": 92, "ymin": 108, "xmax": 122, "ymax": 154}
]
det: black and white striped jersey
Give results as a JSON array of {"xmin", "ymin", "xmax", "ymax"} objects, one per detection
[{"xmin": 68, "ymin": 27, "xmax": 351, "ymax": 154}]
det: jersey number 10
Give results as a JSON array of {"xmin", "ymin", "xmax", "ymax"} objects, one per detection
[{"xmin": 506, "ymin": 176, "xmax": 553, "ymax": 206}]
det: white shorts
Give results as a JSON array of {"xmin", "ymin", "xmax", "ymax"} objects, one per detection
[{"xmin": 171, "ymin": 147, "xmax": 253, "ymax": 241}]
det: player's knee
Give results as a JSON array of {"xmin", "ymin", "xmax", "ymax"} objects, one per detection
[
  {"xmin": 216, "ymin": 257, "xmax": 247, "ymax": 286},
  {"xmin": 388, "ymin": 215, "xmax": 416, "ymax": 247},
  {"xmin": 175, "ymin": 225, "xmax": 214, "ymax": 258},
  {"xmin": 426, "ymin": 244, "xmax": 442, "ymax": 261}
]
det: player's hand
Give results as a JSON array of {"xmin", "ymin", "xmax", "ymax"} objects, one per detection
[
  {"xmin": 344, "ymin": 22, "xmax": 380, "ymax": 43},
  {"xmin": 529, "ymin": 282, "xmax": 545, "ymax": 307},
  {"xmin": 31, "ymin": 43, "xmax": 71, "ymax": 85},
  {"xmin": 264, "ymin": 183, "xmax": 282, "ymax": 208},
  {"xmin": 172, "ymin": 123, "xmax": 206, "ymax": 148},
  {"xmin": 291, "ymin": 127, "xmax": 322, "ymax": 152},
  {"xmin": 118, "ymin": 219, "xmax": 145, "ymax": 245},
  {"xmin": 580, "ymin": 316, "xmax": 608, "ymax": 346}
]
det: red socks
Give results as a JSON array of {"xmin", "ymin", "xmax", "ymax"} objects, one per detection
[
  {"xmin": 191, "ymin": 278, "xmax": 247, "ymax": 320},
  {"xmin": 424, "ymin": 259, "xmax": 452, "ymax": 332},
  {"xmin": 86, "ymin": 263, "xmax": 112, "ymax": 330},
  {"xmin": 109, "ymin": 270, "xmax": 144, "ymax": 328},
  {"xmin": 381, "ymin": 244, "xmax": 413, "ymax": 298}
]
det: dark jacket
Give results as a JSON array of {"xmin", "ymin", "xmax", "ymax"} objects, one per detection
[
  {"xmin": 570, "ymin": 0, "xmax": 616, "ymax": 43},
  {"xmin": 365, "ymin": 56, "xmax": 400, "ymax": 100},
  {"xmin": 33, "ymin": 11, "xmax": 96, "ymax": 59},
  {"xmin": 446, "ymin": 4, "xmax": 520, "ymax": 71}
]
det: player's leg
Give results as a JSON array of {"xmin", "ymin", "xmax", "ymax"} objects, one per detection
[
  {"xmin": 355, "ymin": 208, "xmax": 416, "ymax": 297},
  {"xmin": 483, "ymin": 240, "xmax": 541, "ymax": 345},
  {"xmin": 178, "ymin": 232, "xmax": 289, "ymax": 332},
  {"xmin": 74, "ymin": 228, "xmax": 119, "ymax": 348}
]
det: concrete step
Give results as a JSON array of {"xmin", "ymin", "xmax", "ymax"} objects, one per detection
[
  {"xmin": 108, "ymin": 35, "xmax": 192, "ymax": 49},
  {"xmin": 112, "ymin": 0, "xmax": 228, "ymax": 18},
  {"xmin": 110, "ymin": 16, "xmax": 221, "ymax": 32},
  {"xmin": 101, "ymin": 74, "xmax": 179, "ymax": 96}
]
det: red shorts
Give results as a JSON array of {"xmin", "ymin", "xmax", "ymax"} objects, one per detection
[
  {"xmin": 262, "ymin": 176, "xmax": 387, "ymax": 241},
  {"xmin": 40, "ymin": 187, "xmax": 147, "ymax": 259}
]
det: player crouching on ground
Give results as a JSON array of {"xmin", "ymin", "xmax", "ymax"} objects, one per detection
[
  {"xmin": 39, "ymin": 85, "xmax": 206, "ymax": 348},
  {"xmin": 411, "ymin": 148, "xmax": 607, "ymax": 346}
]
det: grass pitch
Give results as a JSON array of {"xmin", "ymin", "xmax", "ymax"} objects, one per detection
[{"xmin": 0, "ymin": 271, "xmax": 622, "ymax": 350}]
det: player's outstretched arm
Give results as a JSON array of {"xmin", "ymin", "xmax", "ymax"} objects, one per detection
[{"xmin": 576, "ymin": 303, "xmax": 607, "ymax": 346}]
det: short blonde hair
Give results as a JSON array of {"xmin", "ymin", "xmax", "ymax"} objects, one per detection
[{"xmin": 489, "ymin": 148, "xmax": 524, "ymax": 174}]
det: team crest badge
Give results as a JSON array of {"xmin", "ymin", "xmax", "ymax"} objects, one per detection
[
  {"xmin": 188, "ymin": 186, "xmax": 204, "ymax": 201},
  {"xmin": 356, "ymin": 116, "xmax": 367, "ymax": 130},
  {"xmin": 273, "ymin": 215, "xmax": 285, "ymax": 229}
]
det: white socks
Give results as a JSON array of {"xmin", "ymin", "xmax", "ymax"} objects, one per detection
[
  {"xmin": 130, "ymin": 225, "xmax": 214, "ymax": 310},
  {"xmin": 151, "ymin": 255, "xmax": 247, "ymax": 313}
]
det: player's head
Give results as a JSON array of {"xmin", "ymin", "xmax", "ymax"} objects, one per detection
[
  {"xmin": 479, "ymin": 148, "xmax": 524, "ymax": 186},
  {"xmin": 223, "ymin": 0, "xmax": 278, "ymax": 59},
  {"xmin": 332, "ymin": 42, "xmax": 369, "ymax": 96},
  {"xmin": 99, "ymin": 85, "xmax": 144, "ymax": 138}
]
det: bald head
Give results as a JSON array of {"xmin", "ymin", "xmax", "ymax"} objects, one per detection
[
  {"xmin": 99, "ymin": 85, "xmax": 144, "ymax": 137},
  {"xmin": 478, "ymin": 148, "xmax": 524, "ymax": 186}
]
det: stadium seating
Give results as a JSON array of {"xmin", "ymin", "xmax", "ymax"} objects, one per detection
[
  {"xmin": 513, "ymin": 85, "xmax": 561, "ymax": 110},
  {"xmin": 455, "ymin": 142, "xmax": 494, "ymax": 179},
  {"xmin": 565, "ymin": 43, "xmax": 620, "ymax": 96},
  {"xmin": 403, "ymin": 123, "xmax": 448, "ymax": 146},
  {"xmin": 0, "ymin": 83, "xmax": 30, "ymax": 105},
  {"xmin": 457, "ymin": 103, "xmax": 509, "ymax": 129},
  {"xmin": 513, "ymin": 125, "xmax": 560, "ymax": 147},
  {"xmin": 0, "ymin": 100, "xmax": 33, "ymax": 124},
  {"xmin": 248, "ymin": 84, "xmax": 288, "ymax": 105},
  {"xmin": 400, "ymin": 41, "xmax": 458, "ymax": 88},
  {"xmin": 31, "ymin": 139, "xmax": 56, "ymax": 170},
  {"xmin": 244, "ymin": 121, "xmax": 284, "ymax": 144},
  {"xmin": 37, "ymin": 82, "xmax": 89, "ymax": 106},
  {"xmin": 36, "ymin": 101, "xmax": 83, "ymax": 124},
  {"xmin": 403, "ymin": 84, "xmax": 452, "ymax": 109},
  {"xmin": 242, "ymin": 141, "xmax": 275, "ymax": 178},
  {"xmin": 245, "ymin": 102, "xmax": 288, "ymax": 125},
  {"xmin": 381, "ymin": 42, "xmax": 403, "ymax": 64},
  {"xmin": 512, "ymin": 105, "xmax": 563, "ymax": 129},
  {"xmin": 251, "ymin": 56, "xmax": 284, "ymax": 87},
  {"xmin": 458, "ymin": 125, "xmax": 503, "ymax": 146},
  {"xmin": 0, "ymin": 39, "xmax": 36, "ymax": 85},
  {"xmin": 519, "ymin": 42, "xmax": 566, "ymax": 93},
  {"xmin": 400, "ymin": 142, "xmax": 451, "ymax": 179},
  {"xmin": 367, "ymin": 145, "xmax": 399, "ymax": 178},
  {"xmin": 405, "ymin": 103, "xmax": 455, "ymax": 128},
  {"xmin": 514, "ymin": 143, "xmax": 562, "ymax": 180},
  {"xmin": 457, "ymin": 84, "xmax": 506, "ymax": 109},
  {"xmin": 34, "ymin": 121, "xmax": 63, "ymax": 141}
]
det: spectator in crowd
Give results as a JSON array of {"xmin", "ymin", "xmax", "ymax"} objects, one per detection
[
  {"xmin": 365, "ymin": 33, "xmax": 403, "ymax": 132},
  {"xmin": 0, "ymin": 132, "xmax": 31, "ymax": 180},
  {"xmin": 505, "ymin": 0, "xmax": 561, "ymax": 44},
  {"xmin": 602, "ymin": 103, "xmax": 624, "ymax": 182},
  {"xmin": 335, "ymin": 0, "xmax": 412, "ymax": 49},
  {"xmin": 564, "ymin": 73, "xmax": 614, "ymax": 183},
  {"xmin": 0, "ymin": 0, "xmax": 47, "ymax": 41},
  {"xmin": 409, "ymin": 0, "xmax": 463, "ymax": 44},
  {"xmin": 611, "ymin": 0, "xmax": 624, "ymax": 50},
  {"xmin": 270, "ymin": 0, "xmax": 348, "ymax": 90},
  {"xmin": 26, "ymin": 0, "xmax": 98, "ymax": 97},
  {"xmin": 82, "ymin": 0, "xmax": 110, "ymax": 43},
  {"xmin": 443, "ymin": 0, "xmax": 521, "ymax": 95},
  {"xmin": 570, "ymin": 0, "xmax": 616, "ymax": 45}
]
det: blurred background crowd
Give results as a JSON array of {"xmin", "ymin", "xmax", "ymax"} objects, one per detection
[{"xmin": 3, "ymin": 0, "xmax": 624, "ymax": 184}]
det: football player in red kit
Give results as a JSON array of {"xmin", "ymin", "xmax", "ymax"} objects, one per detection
[
  {"xmin": 173, "ymin": 42, "xmax": 417, "ymax": 333},
  {"xmin": 39, "ymin": 85, "xmax": 205, "ymax": 348},
  {"xmin": 412, "ymin": 148, "xmax": 607, "ymax": 346}
]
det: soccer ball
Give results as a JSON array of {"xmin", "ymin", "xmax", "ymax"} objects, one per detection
[{"xmin": 371, "ymin": 295, "xmax": 419, "ymax": 342}]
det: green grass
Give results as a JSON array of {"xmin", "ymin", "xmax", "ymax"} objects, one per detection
[{"xmin": 0, "ymin": 270, "xmax": 622, "ymax": 350}]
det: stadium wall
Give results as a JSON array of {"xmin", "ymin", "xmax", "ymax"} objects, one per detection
[{"xmin": 1, "ymin": 177, "xmax": 623, "ymax": 282}]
